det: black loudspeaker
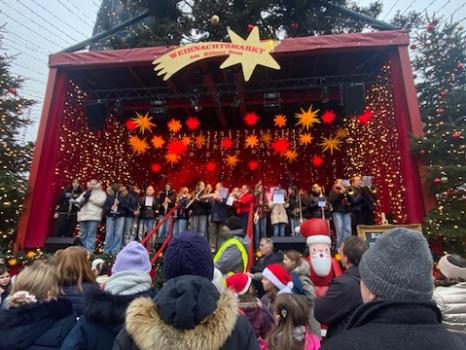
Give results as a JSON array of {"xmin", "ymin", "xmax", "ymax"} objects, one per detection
[
  {"xmin": 44, "ymin": 236, "xmax": 75, "ymax": 253},
  {"xmin": 342, "ymin": 84, "xmax": 365, "ymax": 115},
  {"xmin": 84, "ymin": 101, "xmax": 107, "ymax": 131},
  {"xmin": 271, "ymin": 237, "xmax": 307, "ymax": 254}
]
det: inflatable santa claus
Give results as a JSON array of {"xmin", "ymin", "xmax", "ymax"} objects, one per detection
[{"xmin": 297, "ymin": 218, "xmax": 343, "ymax": 297}]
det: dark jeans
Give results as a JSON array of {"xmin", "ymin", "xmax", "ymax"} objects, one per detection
[{"xmin": 54, "ymin": 213, "xmax": 78, "ymax": 237}]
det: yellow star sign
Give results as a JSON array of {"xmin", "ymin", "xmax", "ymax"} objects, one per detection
[
  {"xmin": 245, "ymin": 134, "xmax": 259, "ymax": 148},
  {"xmin": 132, "ymin": 112, "xmax": 155, "ymax": 134},
  {"xmin": 225, "ymin": 154, "xmax": 239, "ymax": 168},
  {"xmin": 335, "ymin": 128, "xmax": 348, "ymax": 139},
  {"xmin": 220, "ymin": 27, "xmax": 280, "ymax": 81},
  {"xmin": 320, "ymin": 135, "xmax": 343, "ymax": 155},
  {"xmin": 284, "ymin": 149, "xmax": 298, "ymax": 163},
  {"xmin": 295, "ymin": 105, "xmax": 320, "ymax": 130},
  {"xmin": 128, "ymin": 135, "xmax": 149, "ymax": 155}
]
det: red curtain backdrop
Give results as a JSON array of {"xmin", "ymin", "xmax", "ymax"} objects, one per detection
[{"xmin": 50, "ymin": 65, "xmax": 407, "ymax": 232}]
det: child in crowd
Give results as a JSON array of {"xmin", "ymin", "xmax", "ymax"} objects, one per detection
[
  {"xmin": 261, "ymin": 293, "xmax": 320, "ymax": 350},
  {"xmin": 0, "ymin": 261, "xmax": 76, "ymax": 349},
  {"xmin": 0, "ymin": 264, "xmax": 11, "ymax": 308},
  {"xmin": 56, "ymin": 246, "xmax": 99, "ymax": 316},
  {"xmin": 226, "ymin": 272, "xmax": 274, "ymax": 340},
  {"xmin": 261, "ymin": 263, "xmax": 294, "ymax": 316}
]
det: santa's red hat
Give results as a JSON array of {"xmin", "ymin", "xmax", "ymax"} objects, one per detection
[
  {"xmin": 262, "ymin": 264, "xmax": 293, "ymax": 294},
  {"xmin": 226, "ymin": 273, "xmax": 252, "ymax": 296},
  {"xmin": 299, "ymin": 218, "xmax": 331, "ymax": 246}
]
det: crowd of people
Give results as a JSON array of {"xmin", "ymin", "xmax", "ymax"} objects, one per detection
[
  {"xmin": 0, "ymin": 225, "xmax": 465, "ymax": 349},
  {"xmin": 53, "ymin": 176, "xmax": 376, "ymax": 254}
]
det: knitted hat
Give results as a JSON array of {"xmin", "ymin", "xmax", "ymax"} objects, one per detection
[
  {"xmin": 359, "ymin": 228, "xmax": 433, "ymax": 302},
  {"xmin": 226, "ymin": 273, "xmax": 252, "ymax": 296},
  {"xmin": 262, "ymin": 263, "xmax": 294, "ymax": 294},
  {"xmin": 224, "ymin": 216, "xmax": 243, "ymax": 230},
  {"xmin": 112, "ymin": 241, "xmax": 151, "ymax": 274},
  {"xmin": 437, "ymin": 254, "xmax": 466, "ymax": 280},
  {"xmin": 300, "ymin": 219, "xmax": 331, "ymax": 246},
  {"xmin": 164, "ymin": 231, "xmax": 214, "ymax": 281}
]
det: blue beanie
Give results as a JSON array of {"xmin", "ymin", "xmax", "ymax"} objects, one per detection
[{"xmin": 164, "ymin": 232, "xmax": 214, "ymax": 281}]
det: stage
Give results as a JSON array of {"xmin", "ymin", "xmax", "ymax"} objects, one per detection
[{"xmin": 17, "ymin": 30, "xmax": 427, "ymax": 248}]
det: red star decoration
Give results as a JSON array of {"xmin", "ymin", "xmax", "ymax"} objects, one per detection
[
  {"xmin": 222, "ymin": 137, "xmax": 234, "ymax": 149},
  {"xmin": 271, "ymin": 138, "xmax": 290, "ymax": 155},
  {"xmin": 185, "ymin": 116, "xmax": 200, "ymax": 130},
  {"xmin": 150, "ymin": 163, "xmax": 162, "ymax": 173},
  {"xmin": 311, "ymin": 155, "xmax": 324, "ymax": 167},
  {"xmin": 357, "ymin": 111, "xmax": 374, "ymax": 124},
  {"xmin": 206, "ymin": 162, "xmax": 217, "ymax": 172},
  {"xmin": 243, "ymin": 112, "xmax": 259, "ymax": 126},
  {"xmin": 321, "ymin": 110, "xmax": 336, "ymax": 124},
  {"xmin": 125, "ymin": 119, "xmax": 137, "ymax": 131},
  {"xmin": 248, "ymin": 160, "xmax": 259, "ymax": 171},
  {"xmin": 167, "ymin": 139, "xmax": 187, "ymax": 155}
]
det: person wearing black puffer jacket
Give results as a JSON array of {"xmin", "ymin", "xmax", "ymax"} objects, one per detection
[
  {"xmin": 61, "ymin": 242, "xmax": 155, "ymax": 350},
  {"xmin": 0, "ymin": 261, "xmax": 76, "ymax": 350},
  {"xmin": 113, "ymin": 232, "xmax": 258, "ymax": 350}
]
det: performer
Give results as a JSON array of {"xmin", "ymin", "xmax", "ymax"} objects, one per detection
[
  {"xmin": 329, "ymin": 179, "xmax": 352, "ymax": 249},
  {"xmin": 122, "ymin": 185, "xmax": 141, "ymax": 245},
  {"xmin": 268, "ymin": 186, "xmax": 288, "ymax": 237},
  {"xmin": 138, "ymin": 185, "xmax": 159, "ymax": 242},
  {"xmin": 103, "ymin": 183, "xmax": 126, "ymax": 254},
  {"xmin": 174, "ymin": 186, "xmax": 190, "ymax": 237},
  {"xmin": 349, "ymin": 176, "xmax": 377, "ymax": 230},
  {"xmin": 286, "ymin": 185, "xmax": 300, "ymax": 236},
  {"xmin": 207, "ymin": 182, "xmax": 228, "ymax": 251},
  {"xmin": 253, "ymin": 182, "xmax": 269, "ymax": 250},
  {"xmin": 157, "ymin": 183, "xmax": 176, "ymax": 239},
  {"xmin": 190, "ymin": 181, "xmax": 210, "ymax": 239},
  {"xmin": 53, "ymin": 179, "xmax": 82, "ymax": 237},
  {"xmin": 72, "ymin": 179, "xmax": 106, "ymax": 252},
  {"xmin": 303, "ymin": 183, "xmax": 327, "ymax": 219},
  {"xmin": 233, "ymin": 184, "xmax": 255, "ymax": 231},
  {"xmin": 298, "ymin": 218, "xmax": 343, "ymax": 297}
]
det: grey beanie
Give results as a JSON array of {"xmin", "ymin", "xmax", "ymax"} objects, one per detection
[{"xmin": 359, "ymin": 228, "xmax": 433, "ymax": 302}]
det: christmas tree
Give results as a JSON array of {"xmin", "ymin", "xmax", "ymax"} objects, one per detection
[
  {"xmin": 91, "ymin": 0, "xmax": 382, "ymax": 49},
  {"xmin": 0, "ymin": 32, "xmax": 35, "ymax": 256},
  {"xmin": 411, "ymin": 18, "xmax": 466, "ymax": 255}
]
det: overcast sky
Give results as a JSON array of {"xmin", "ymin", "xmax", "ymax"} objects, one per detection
[{"xmin": 1, "ymin": 0, "xmax": 465, "ymax": 142}]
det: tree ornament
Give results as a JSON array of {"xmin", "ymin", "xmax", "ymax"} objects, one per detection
[
  {"xmin": 426, "ymin": 23, "xmax": 434, "ymax": 31},
  {"xmin": 410, "ymin": 44, "xmax": 417, "ymax": 50},
  {"xmin": 125, "ymin": 119, "xmax": 138, "ymax": 131},
  {"xmin": 8, "ymin": 87, "xmax": 17, "ymax": 95},
  {"xmin": 185, "ymin": 116, "xmax": 200, "ymax": 130},
  {"xmin": 132, "ymin": 112, "xmax": 156, "ymax": 134},
  {"xmin": 210, "ymin": 15, "xmax": 220, "ymax": 25},
  {"xmin": 433, "ymin": 177, "xmax": 441, "ymax": 185},
  {"xmin": 457, "ymin": 63, "xmax": 464, "ymax": 69},
  {"xmin": 248, "ymin": 160, "xmax": 259, "ymax": 170},
  {"xmin": 151, "ymin": 163, "xmax": 162, "ymax": 173},
  {"xmin": 441, "ymin": 176, "xmax": 448, "ymax": 184},
  {"xmin": 436, "ymin": 108, "xmax": 445, "ymax": 113},
  {"xmin": 321, "ymin": 110, "xmax": 336, "ymax": 124},
  {"xmin": 151, "ymin": 135, "xmax": 165, "ymax": 149},
  {"xmin": 206, "ymin": 161, "xmax": 217, "ymax": 172},
  {"xmin": 271, "ymin": 138, "xmax": 290, "ymax": 155},
  {"xmin": 167, "ymin": 118, "xmax": 182, "ymax": 133},
  {"xmin": 295, "ymin": 105, "xmax": 320, "ymax": 130},
  {"xmin": 273, "ymin": 114, "xmax": 287, "ymax": 128},
  {"xmin": 419, "ymin": 148, "xmax": 426, "ymax": 156},
  {"xmin": 290, "ymin": 22, "xmax": 299, "ymax": 30},
  {"xmin": 222, "ymin": 137, "xmax": 233, "ymax": 149},
  {"xmin": 243, "ymin": 112, "xmax": 259, "ymax": 126},
  {"xmin": 439, "ymin": 90, "xmax": 447, "ymax": 97},
  {"xmin": 248, "ymin": 23, "xmax": 255, "ymax": 32},
  {"xmin": 452, "ymin": 131, "xmax": 462, "ymax": 139},
  {"xmin": 311, "ymin": 155, "xmax": 324, "ymax": 167}
]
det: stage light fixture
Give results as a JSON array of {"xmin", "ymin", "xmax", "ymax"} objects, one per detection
[
  {"xmin": 150, "ymin": 98, "xmax": 167, "ymax": 115},
  {"xmin": 190, "ymin": 95, "xmax": 201, "ymax": 112},
  {"xmin": 264, "ymin": 92, "xmax": 281, "ymax": 112},
  {"xmin": 320, "ymin": 86, "xmax": 330, "ymax": 104},
  {"xmin": 231, "ymin": 94, "xmax": 241, "ymax": 108}
]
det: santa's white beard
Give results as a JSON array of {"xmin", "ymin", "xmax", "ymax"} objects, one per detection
[{"xmin": 311, "ymin": 254, "xmax": 332, "ymax": 277}]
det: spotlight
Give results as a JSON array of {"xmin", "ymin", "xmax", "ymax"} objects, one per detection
[
  {"xmin": 151, "ymin": 98, "xmax": 167, "ymax": 114},
  {"xmin": 190, "ymin": 96, "xmax": 201, "ymax": 112},
  {"xmin": 321, "ymin": 86, "xmax": 330, "ymax": 104},
  {"xmin": 264, "ymin": 92, "xmax": 280, "ymax": 112}
]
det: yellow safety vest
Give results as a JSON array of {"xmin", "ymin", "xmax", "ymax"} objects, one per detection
[{"xmin": 214, "ymin": 237, "xmax": 248, "ymax": 274}]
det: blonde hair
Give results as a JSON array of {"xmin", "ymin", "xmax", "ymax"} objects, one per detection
[
  {"xmin": 9, "ymin": 261, "xmax": 59, "ymax": 308},
  {"xmin": 56, "ymin": 246, "xmax": 95, "ymax": 292}
]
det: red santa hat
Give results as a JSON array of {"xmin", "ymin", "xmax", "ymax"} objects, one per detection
[
  {"xmin": 262, "ymin": 264, "xmax": 294, "ymax": 294},
  {"xmin": 299, "ymin": 218, "xmax": 331, "ymax": 246},
  {"xmin": 225, "ymin": 273, "xmax": 252, "ymax": 296}
]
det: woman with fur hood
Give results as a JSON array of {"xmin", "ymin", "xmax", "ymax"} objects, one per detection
[
  {"xmin": 113, "ymin": 232, "xmax": 258, "ymax": 350},
  {"xmin": 283, "ymin": 250, "xmax": 321, "ymax": 337},
  {"xmin": 61, "ymin": 242, "xmax": 155, "ymax": 350}
]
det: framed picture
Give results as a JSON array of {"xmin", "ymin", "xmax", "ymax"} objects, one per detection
[{"xmin": 357, "ymin": 224, "xmax": 422, "ymax": 248}]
